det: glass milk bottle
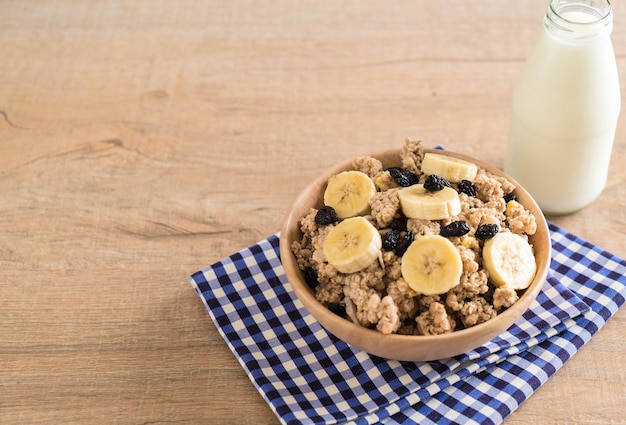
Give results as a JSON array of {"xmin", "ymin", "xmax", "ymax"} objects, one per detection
[{"xmin": 505, "ymin": 0, "xmax": 621, "ymax": 214}]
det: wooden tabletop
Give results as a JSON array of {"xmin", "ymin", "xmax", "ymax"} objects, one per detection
[{"xmin": 1, "ymin": 1, "xmax": 624, "ymax": 424}]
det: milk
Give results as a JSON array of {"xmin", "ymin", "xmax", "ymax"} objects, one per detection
[{"xmin": 505, "ymin": 1, "xmax": 621, "ymax": 214}]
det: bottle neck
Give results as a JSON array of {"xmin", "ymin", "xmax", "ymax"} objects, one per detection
[{"xmin": 544, "ymin": 0, "xmax": 613, "ymax": 40}]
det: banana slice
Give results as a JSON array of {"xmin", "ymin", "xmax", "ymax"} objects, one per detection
[
  {"xmin": 421, "ymin": 153, "xmax": 478, "ymax": 183},
  {"xmin": 323, "ymin": 171, "xmax": 376, "ymax": 219},
  {"xmin": 398, "ymin": 184, "xmax": 461, "ymax": 220},
  {"xmin": 322, "ymin": 216, "xmax": 382, "ymax": 274},
  {"xmin": 483, "ymin": 232, "xmax": 537, "ymax": 290},
  {"xmin": 401, "ymin": 235, "xmax": 463, "ymax": 295}
]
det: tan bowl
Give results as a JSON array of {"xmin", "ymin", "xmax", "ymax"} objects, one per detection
[{"xmin": 280, "ymin": 148, "xmax": 551, "ymax": 361}]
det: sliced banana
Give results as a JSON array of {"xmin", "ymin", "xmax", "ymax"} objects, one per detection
[
  {"xmin": 483, "ymin": 232, "xmax": 537, "ymax": 290},
  {"xmin": 421, "ymin": 153, "xmax": 478, "ymax": 183},
  {"xmin": 400, "ymin": 235, "xmax": 463, "ymax": 295},
  {"xmin": 322, "ymin": 216, "xmax": 382, "ymax": 274},
  {"xmin": 323, "ymin": 170, "xmax": 376, "ymax": 219},
  {"xmin": 398, "ymin": 184, "xmax": 461, "ymax": 220}
]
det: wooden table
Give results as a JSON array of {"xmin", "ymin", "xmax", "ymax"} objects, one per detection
[{"xmin": 1, "ymin": 1, "xmax": 624, "ymax": 423}]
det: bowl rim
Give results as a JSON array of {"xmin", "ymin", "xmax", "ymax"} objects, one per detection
[{"xmin": 280, "ymin": 148, "xmax": 551, "ymax": 359}]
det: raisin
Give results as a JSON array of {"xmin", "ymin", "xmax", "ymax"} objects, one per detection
[
  {"xmin": 441, "ymin": 221, "xmax": 471, "ymax": 237},
  {"xmin": 387, "ymin": 167, "xmax": 420, "ymax": 187},
  {"xmin": 382, "ymin": 229, "xmax": 401, "ymax": 251},
  {"xmin": 327, "ymin": 303, "xmax": 346, "ymax": 317},
  {"xmin": 303, "ymin": 267, "xmax": 319, "ymax": 289},
  {"xmin": 423, "ymin": 174, "xmax": 452, "ymax": 192},
  {"xmin": 458, "ymin": 180, "xmax": 477, "ymax": 197},
  {"xmin": 475, "ymin": 224, "xmax": 499, "ymax": 240},
  {"xmin": 314, "ymin": 205, "xmax": 338, "ymax": 225},
  {"xmin": 394, "ymin": 231, "xmax": 414, "ymax": 257},
  {"xmin": 503, "ymin": 193, "xmax": 517, "ymax": 204},
  {"xmin": 390, "ymin": 216, "xmax": 407, "ymax": 232}
]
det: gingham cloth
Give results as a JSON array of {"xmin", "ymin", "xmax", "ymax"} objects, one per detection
[{"xmin": 189, "ymin": 223, "xmax": 626, "ymax": 425}]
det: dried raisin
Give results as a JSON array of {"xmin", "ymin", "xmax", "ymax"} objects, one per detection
[
  {"xmin": 458, "ymin": 180, "xmax": 477, "ymax": 197},
  {"xmin": 382, "ymin": 229, "xmax": 401, "ymax": 251},
  {"xmin": 475, "ymin": 224, "xmax": 499, "ymax": 240},
  {"xmin": 387, "ymin": 167, "xmax": 420, "ymax": 187},
  {"xmin": 314, "ymin": 205, "xmax": 338, "ymax": 225},
  {"xmin": 394, "ymin": 231, "xmax": 414, "ymax": 256},
  {"xmin": 303, "ymin": 267, "xmax": 319, "ymax": 288},
  {"xmin": 390, "ymin": 216, "xmax": 407, "ymax": 232},
  {"xmin": 423, "ymin": 174, "xmax": 452, "ymax": 192},
  {"xmin": 441, "ymin": 221, "xmax": 471, "ymax": 237}
]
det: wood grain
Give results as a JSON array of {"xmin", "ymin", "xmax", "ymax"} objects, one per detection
[{"xmin": 1, "ymin": 1, "xmax": 624, "ymax": 424}]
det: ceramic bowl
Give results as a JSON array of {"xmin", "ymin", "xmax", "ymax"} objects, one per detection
[{"xmin": 280, "ymin": 148, "xmax": 551, "ymax": 361}]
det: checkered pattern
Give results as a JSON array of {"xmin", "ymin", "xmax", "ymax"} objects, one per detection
[{"xmin": 189, "ymin": 223, "xmax": 626, "ymax": 425}]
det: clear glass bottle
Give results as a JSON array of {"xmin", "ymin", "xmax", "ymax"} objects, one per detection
[{"xmin": 505, "ymin": 0, "xmax": 621, "ymax": 214}]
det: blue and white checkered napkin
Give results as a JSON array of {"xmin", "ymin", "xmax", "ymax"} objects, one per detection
[{"xmin": 189, "ymin": 223, "xmax": 626, "ymax": 425}]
